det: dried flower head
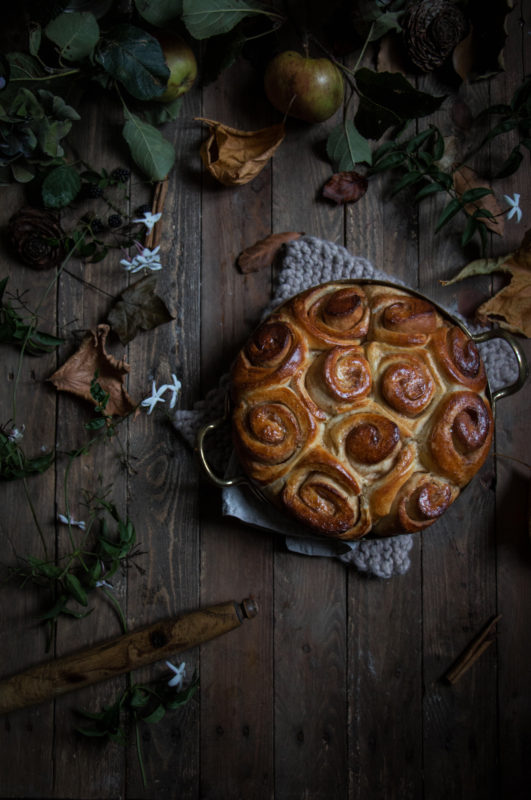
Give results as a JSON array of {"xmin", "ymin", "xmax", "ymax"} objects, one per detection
[{"xmin": 8, "ymin": 207, "xmax": 66, "ymax": 270}]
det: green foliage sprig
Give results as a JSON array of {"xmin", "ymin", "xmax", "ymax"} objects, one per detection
[
  {"xmin": 8, "ymin": 489, "xmax": 144, "ymax": 648},
  {"xmin": 0, "ymin": 423, "xmax": 54, "ymax": 480},
  {"xmin": 76, "ymin": 671, "xmax": 199, "ymax": 786},
  {"xmin": 0, "ymin": 276, "xmax": 63, "ymax": 354}
]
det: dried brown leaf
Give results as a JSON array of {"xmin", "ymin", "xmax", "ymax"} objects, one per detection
[
  {"xmin": 452, "ymin": 0, "xmax": 513, "ymax": 82},
  {"xmin": 452, "ymin": 165, "xmax": 504, "ymax": 235},
  {"xmin": 475, "ymin": 229, "xmax": 531, "ymax": 336},
  {"xmin": 108, "ymin": 274, "xmax": 174, "ymax": 345},
  {"xmin": 196, "ymin": 118, "xmax": 285, "ymax": 186},
  {"xmin": 237, "ymin": 232, "xmax": 303, "ymax": 274},
  {"xmin": 322, "ymin": 171, "xmax": 369, "ymax": 205},
  {"xmin": 48, "ymin": 324, "xmax": 136, "ymax": 416}
]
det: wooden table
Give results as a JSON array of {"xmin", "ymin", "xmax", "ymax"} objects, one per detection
[{"xmin": 1, "ymin": 5, "xmax": 530, "ymax": 798}]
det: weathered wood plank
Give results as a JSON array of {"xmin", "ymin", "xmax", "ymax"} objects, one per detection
[
  {"xmin": 0, "ymin": 184, "xmax": 56, "ymax": 799},
  {"xmin": 271, "ymin": 102, "xmax": 348, "ymax": 799},
  {"xmin": 199, "ymin": 57, "xmax": 275, "ymax": 800}
]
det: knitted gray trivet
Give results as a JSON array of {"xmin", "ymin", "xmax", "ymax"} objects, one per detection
[{"xmin": 173, "ymin": 236, "xmax": 518, "ymax": 579}]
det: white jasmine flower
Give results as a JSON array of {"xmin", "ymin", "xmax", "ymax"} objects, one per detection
[
  {"xmin": 165, "ymin": 660, "xmax": 186, "ymax": 689},
  {"xmin": 57, "ymin": 513, "xmax": 86, "ymax": 530},
  {"xmin": 7, "ymin": 425, "xmax": 24, "ymax": 442},
  {"xmin": 503, "ymin": 193, "xmax": 522, "ymax": 223},
  {"xmin": 95, "ymin": 579, "xmax": 113, "ymax": 589},
  {"xmin": 160, "ymin": 373, "xmax": 182, "ymax": 409},
  {"xmin": 140, "ymin": 380, "xmax": 167, "ymax": 414},
  {"xmin": 121, "ymin": 244, "xmax": 162, "ymax": 274},
  {"xmin": 133, "ymin": 211, "xmax": 162, "ymax": 232}
]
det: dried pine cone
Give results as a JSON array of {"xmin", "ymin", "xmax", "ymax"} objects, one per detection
[
  {"xmin": 405, "ymin": 0, "xmax": 469, "ymax": 72},
  {"xmin": 8, "ymin": 207, "xmax": 66, "ymax": 270}
]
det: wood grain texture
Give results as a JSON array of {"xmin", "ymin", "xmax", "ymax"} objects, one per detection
[{"xmin": 199, "ymin": 58, "xmax": 275, "ymax": 800}]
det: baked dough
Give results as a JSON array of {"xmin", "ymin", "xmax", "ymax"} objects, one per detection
[{"xmin": 230, "ymin": 282, "xmax": 493, "ymax": 539}]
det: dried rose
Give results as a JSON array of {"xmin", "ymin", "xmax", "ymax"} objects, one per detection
[
  {"xmin": 8, "ymin": 207, "xmax": 66, "ymax": 271},
  {"xmin": 404, "ymin": 0, "xmax": 469, "ymax": 72},
  {"xmin": 322, "ymin": 172, "xmax": 368, "ymax": 205}
]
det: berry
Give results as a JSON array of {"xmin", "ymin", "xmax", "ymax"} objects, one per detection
[
  {"xmin": 111, "ymin": 167, "xmax": 130, "ymax": 184},
  {"xmin": 108, "ymin": 214, "xmax": 123, "ymax": 228},
  {"xmin": 91, "ymin": 217, "xmax": 105, "ymax": 234},
  {"xmin": 135, "ymin": 203, "xmax": 152, "ymax": 216},
  {"xmin": 82, "ymin": 183, "xmax": 104, "ymax": 200}
]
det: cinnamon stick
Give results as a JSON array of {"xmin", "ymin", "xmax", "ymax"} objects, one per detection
[
  {"xmin": 444, "ymin": 613, "xmax": 502, "ymax": 685},
  {"xmin": 144, "ymin": 178, "xmax": 169, "ymax": 250}
]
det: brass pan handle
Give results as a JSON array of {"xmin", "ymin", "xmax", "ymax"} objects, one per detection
[
  {"xmin": 472, "ymin": 328, "xmax": 528, "ymax": 406},
  {"xmin": 196, "ymin": 412, "xmax": 247, "ymax": 489}
]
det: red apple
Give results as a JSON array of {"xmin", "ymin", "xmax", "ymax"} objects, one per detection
[
  {"xmin": 264, "ymin": 51, "xmax": 344, "ymax": 123},
  {"xmin": 156, "ymin": 33, "xmax": 197, "ymax": 103}
]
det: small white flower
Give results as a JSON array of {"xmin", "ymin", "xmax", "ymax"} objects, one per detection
[
  {"xmin": 165, "ymin": 660, "xmax": 186, "ymax": 689},
  {"xmin": 140, "ymin": 380, "xmax": 167, "ymax": 414},
  {"xmin": 133, "ymin": 211, "xmax": 162, "ymax": 232},
  {"xmin": 504, "ymin": 193, "xmax": 523, "ymax": 223},
  {"xmin": 95, "ymin": 579, "xmax": 113, "ymax": 590},
  {"xmin": 160, "ymin": 373, "xmax": 182, "ymax": 410},
  {"xmin": 7, "ymin": 425, "xmax": 24, "ymax": 442},
  {"xmin": 121, "ymin": 244, "xmax": 162, "ymax": 273},
  {"xmin": 57, "ymin": 513, "xmax": 86, "ymax": 530}
]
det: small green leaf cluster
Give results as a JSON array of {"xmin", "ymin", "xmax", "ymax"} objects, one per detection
[
  {"xmin": 76, "ymin": 673, "xmax": 199, "ymax": 742},
  {"xmin": 0, "ymin": 426, "xmax": 53, "ymax": 481},
  {"xmin": 8, "ymin": 492, "xmax": 142, "ymax": 641},
  {"xmin": 0, "ymin": 277, "xmax": 64, "ymax": 355},
  {"xmin": 478, "ymin": 75, "xmax": 531, "ymax": 179},
  {"xmin": 370, "ymin": 127, "xmax": 496, "ymax": 252}
]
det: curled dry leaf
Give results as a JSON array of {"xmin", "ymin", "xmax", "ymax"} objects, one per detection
[
  {"xmin": 452, "ymin": 0, "xmax": 513, "ymax": 82},
  {"xmin": 376, "ymin": 32, "xmax": 409, "ymax": 75},
  {"xmin": 48, "ymin": 324, "xmax": 136, "ymax": 416},
  {"xmin": 196, "ymin": 118, "xmax": 285, "ymax": 186},
  {"xmin": 442, "ymin": 228, "xmax": 531, "ymax": 337},
  {"xmin": 108, "ymin": 274, "xmax": 174, "ymax": 345},
  {"xmin": 452, "ymin": 165, "xmax": 504, "ymax": 235},
  {"xmin": 237, "ymin": 232, "xmax": 303, "ymax": 274},
  {"xmin": 322, "ymin": 171, "xmax": 369, "ymax": 205}
]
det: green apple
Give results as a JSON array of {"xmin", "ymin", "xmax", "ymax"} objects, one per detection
[
  {"xmin": 156, "ymin": 33, "xmax": 197, "ymax": 103},
  {"xmin": 264, "ymin": 51, "xmax": 344, "ymax": 123}
]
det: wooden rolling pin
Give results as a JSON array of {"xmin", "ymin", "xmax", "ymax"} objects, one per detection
[{"xmin": 0, "ymin": 598, "xmax": 258, "ymax": 715}]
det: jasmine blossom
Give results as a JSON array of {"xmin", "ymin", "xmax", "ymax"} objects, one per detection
[
  {"xmin": 132, "ymin": 211, "xmax": 162, "ymax": 232},
  {"xmin": 165, "ymin": 660, "xmax": 186, "ymax": 689},
  {"xmin": 503, "ymin": 193, "xmax": 523, "ymax": 223},
  {"xmin": 57, "ymin": 513, "xmax": 86, "ymax": 530},
  {"xmin": 140, "ymin": 381, "xmax": 167, "ymax": 414},
  {"xmin": 160, "ymin": 373, "xmax": 182, "ymax": 409}
]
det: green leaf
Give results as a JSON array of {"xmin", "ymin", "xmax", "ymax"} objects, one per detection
[
  {"xmin": 11, "ymin": 162, "xmax": 35, "ymax": 183},
  {"xmin": 495, "ymin": 145, "xmax": 523, "ymax": 179},
  {"xmin": 36, "ymin": 118, "xmax": 72, "ymax": 157},
  {"xmin": 405, "ymin": 128, "xmax": 434, "ymax": 153},
  {"xmin": 129, "ymin": 688, "xmax": 150, "ymax": 709},
  {"xmin": 355, "ymin": 68, "xmax": 446, "ymax": 123},
  {"xmin": 459, "ymin": 187, "xmax": 493, "ymax": 204},
  {"xmin": 37, "ymin": 90, "xmax": 81, "ymax": 121},
  {"xmin": 460, "ymin": 216, "xmax": 478, "ymax": 248},
  {"xmin": 7, "ymin": 52, "xmax": 46, "ymax": 81},
  {"xmin": 29, "ymin": 24, "xmax": 42, "ymax": 57},
  {"xmin": 326, "ymin": 121, "xmax": 372, "ymax": 172},
  {"xmin": 435, "ymin": 198, "xmax": 463, "ymax": 233},
  {"xmin": 45, "ymin": 12, "xmax": 100, "ymax": 62},
  {"xmin": 141, "ymin": 97, "xmax": 182, "ymax": 126},
  {"xmin": 41, "ymin": 165, "xmax": 81, "ymax": 208},
  {"xmin": 134, "ymin": 0, "xmax": 182, "ymax": 26},
  {"xmin": 371, "ymin": 141, "xmax": 397, "ymax": 162},
  {"xmin": 441, "ymin": 254, "xmax": 513, "ymax": 286},
  {"xmin": 64, "ymin": 573, "xmax": 89, "ymax": 606},
  {"xmin": 369, "ymin": 150, "xmax": 407, "ymax": 173},
  {"xmin": 182, "ymin": 0, "xmax": 262, "ymax": 39},
  {"xmin": 368, "ymin": 11, "xmax": 403, "ymax": 41},
  {"xmin": 141, "ymin": 703, "xmax": 165, "ymax": 724},
  {"xmin": 355, "ymin": 94, "xmax": 402, "ymax": 140},
  {"xmin": 389, "ymin": 171, "xmax": 424, "ymax": 197},
  {"xmin": 122, "ymin": 112, "xmax": 175, "ymax": 180},
  {"xmin": 95, "ymin": 24, "xmax": 169, "ymax": 101}
]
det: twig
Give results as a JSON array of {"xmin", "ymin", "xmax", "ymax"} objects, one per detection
[
  {"xmin": 444, "ymin": 614, "xmax": 502, "ymax": 685},
  {"xmin": 145, "ymin": 179, "xmax": 169, "ymax": 250}
]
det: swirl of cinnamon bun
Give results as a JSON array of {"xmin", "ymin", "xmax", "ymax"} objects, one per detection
[
  {"xmin": 431, "ymin": 326, "xmax": 487, "ymax": 391},
  {"xmin": 395, "ymin": 473, "xmax": 459, "ymax": 533},
  {"xmin": 280, "ymin": 447, "xmax": 371, "ymax": 539},
  {"xmin": 302, "ymin": 346, "xmax": 372, "ymax": 416},
  {"xmin": 344, "ymin": 413, "xmax": 400, "ymax": 465},
  {"xmin": 232, "ymin": 386, "xmax": 316, "ymax": 484},
  {"xmin": 428, "ymin": 391, "xmax": 493, "ymax": 485},
  {"xmin": 231, "ymin": 317, "xmax": 306, "ymax": 398},
  {"xmin": 291, "ymin": 284, "xmax": 370, "ymax": 347},
  {"xmin": 370, "ymin": 291, "xmax": 441, "ymax": 346},
  {"xmin": 381, "ymin": 356, "xmax": 435, "ymax": 417}
]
